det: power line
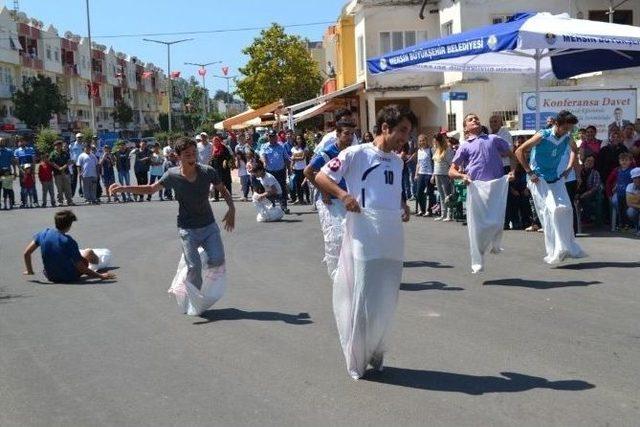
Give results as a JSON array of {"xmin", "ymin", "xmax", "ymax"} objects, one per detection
[{"xmin": 0, "ymin": 20, "xmax": 334, "ymax": 41}]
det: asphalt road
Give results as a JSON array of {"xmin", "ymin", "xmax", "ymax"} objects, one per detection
[{"xmin": 1, "ymin": 199, "xmax": 639, "ymax": 426}]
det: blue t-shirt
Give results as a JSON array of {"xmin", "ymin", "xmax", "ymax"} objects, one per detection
[
  {"xmin": 616, "ymin": 167, "xmax": 633, "ymax": 199},
  {"xmin": 34, "ymin": 228, "xmax": 83, "ymax": 283},
  {"xmin": 530, "ymin": 128, "xmax": 570, "ymax": 182},
  {"xmin": 14, "ymin": 146, "xmax": 36, "ymax": 165},
  {"xmin": 261, "ymin": 143, "xmax": 289, "ymax": 171},
  {"xmin": 309, "ymin": 142, "xmax": 347, "ymax": 195},
  {"xmin": 0, "ymin": 147, "xmax": 14, "ymax": 169}
]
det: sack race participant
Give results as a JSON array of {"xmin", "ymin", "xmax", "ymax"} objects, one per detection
[
  {"xmin": 23, "ymin": 210, "xmax": 116, "ymax": 283},
  {"xmin": 110, "ymin": 137, "xmax": 235, "ymax": 315},
  {"xmin": 316, "ymin": 104, "xmax": 415, "ymax": 379},
  {"xmin": 449, "ymin": 113, "xmax": 517, "ymax": 273},
  {"xmin": 516, "ymin": 110, "xmax": 586, "ymax": 264},
  {"xmin": 248, "ymin": 160, "xmax": 285, "ymax": 222},
  {"xmin": 304, "ymin": 120, "xmax": 355, "ymax": 280}
]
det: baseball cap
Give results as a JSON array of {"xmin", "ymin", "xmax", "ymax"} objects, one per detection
[
  {"xmin": 200, "ymin": 132, "xmax": 208, "ymax": 137},
  {"xmin": 23, "ymin": 163, "xmax": 32, "ymax": 169},
  {"xmin": 75, "ymin": 132, "xmax": 83, "ymax": 138},
  {"xmin": 631, "ymin": 167, "xmax": 640, "ymax": 179},
  {"xmin": 53, "ymin": 140, "xmax": 63, "ymax": 145},
  {"xmin": 267, "ymin": 129, "xmax": 277, "ymax": 136},
  {"xmin": 195, "ymin": 135, "xmax": 202, "ymax": 141}
]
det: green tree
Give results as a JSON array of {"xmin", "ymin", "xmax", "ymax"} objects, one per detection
[
  {"xmin": 79, "ymin": 127, "xmax": 95, "ymax": 143},
  {"xmin": 13, "ymin": 75, "xmax": 68, "ymax": 129},
  {"xmin": 236, "ymin": 24, "xmax": 323, "ymax": 108},
  {"xmin": 35, "ymin": 128, "xmax": 60, "ymax": 156},
  {"xmin": 111, "ymin": 100, "xmax": 134, "ymax": 129}
]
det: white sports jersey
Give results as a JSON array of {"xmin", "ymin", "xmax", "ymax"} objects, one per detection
[{"xmin": 321, "ymin": 143, "xmax": 403, "ymax": 210}]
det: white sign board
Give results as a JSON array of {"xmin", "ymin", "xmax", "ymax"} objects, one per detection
[{"xmin": 520, "ymin": 89, "xmax": 637, "ymax": 139}]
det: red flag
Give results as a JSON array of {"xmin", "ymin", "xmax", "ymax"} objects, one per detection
[
  {"xmin": 221, "ymin": 66, "xmax": 229, "ymax": 76},
  {"xmin": 142, "ymin": 71, "xmax": 153, "ymax": 79},
  {"xmin": 197, "ymin": 68, "xmax": 206, "ymax": 77},
  {"xmin": 170, "ymin": 71, "xmax": 181, "ymax": 79}
]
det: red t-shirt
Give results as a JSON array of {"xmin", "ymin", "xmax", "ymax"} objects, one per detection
[
  {"xmin": 22, "ymin": 172, "xmax": 35, "ymax": 188},
  {"xmin": 38, "ymin": 162, "xmax": 54, "ymax": 182}
]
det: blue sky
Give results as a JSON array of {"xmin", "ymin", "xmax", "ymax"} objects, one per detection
[{"xmin": 16, "ymin": 0, "xmax": 347, "ymax": 95}]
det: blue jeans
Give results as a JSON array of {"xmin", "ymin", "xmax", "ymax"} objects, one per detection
[
  {"xmin": 415, "ymin": 174, "xmax": 435, "ymax": 214},
  {"xmin": 240, "ymin": 174, "xmax": 251, "ymax": 199},
  {"xmin": 178, "ymin": 222, "xmax": 225, "ymax": 290},
  {"xmin": 117, "ymin": 170, "xmax": 132, "ymax": 200},
  {"xmin": 402, "ymin": 163, "xmax": 416, "ymax": 199}
]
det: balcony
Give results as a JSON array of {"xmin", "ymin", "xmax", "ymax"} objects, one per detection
[
  {"xmin": 64, "ymin": 64, "xmax": 79, "ymax": 77},
  {"xmin": 20, "ymin": 55, "xmax": 44, "ymax": 71},
  {"xmin": 61, "ymin": 39, "xmax": 78, "ymax": 52},
  {"xmin": 92, "ymin": 72, "xmax": 106, "ymax": 84},
  {"xmin": 93, "ymin": 96, "xmax": 102, "ymax": 107},
  {"xmin": 18, "ymin": 23, "xmax": 41, "ymax": 39}
]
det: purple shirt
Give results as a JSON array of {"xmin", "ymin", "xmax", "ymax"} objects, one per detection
[{"xmin": 452, "ymin": 133, "xmax": 510, "ymax": 181}]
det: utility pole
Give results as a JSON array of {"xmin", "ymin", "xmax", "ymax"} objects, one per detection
[
  {"xmin": 184, "ymin": 61, "xmax": 222, "ymax": 116},
  {"xmin": 607, "ymin": 0, "xmax": 630, "ymax": 23},
  {"xmin": 143, "ymin": 38, "xmax": 192, "ymax": 133},
  {"xmin": 85, "ymin": 0, "xmax": 96, "ymax": 131},
  {"xmin": 212, "ymin": 74, "xmax": 237, "ymax": 114}
]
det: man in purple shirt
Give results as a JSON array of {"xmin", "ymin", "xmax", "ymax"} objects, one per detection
[{"xmin": 449, "ymin": 113, "xmax": 517, "ymax": 183}]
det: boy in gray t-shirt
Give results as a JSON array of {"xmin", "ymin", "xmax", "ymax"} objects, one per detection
[{"xmin": 110, "ymin": 137, "xmax": 235, "ymax": 290}]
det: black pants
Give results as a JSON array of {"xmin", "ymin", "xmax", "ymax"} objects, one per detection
[
  {"xmin": 135, "ymin": 171, "xmax": 149, "ymax": 200},
  {"xmin": 292, "ymin": 169, "xmax": 305, "ymax": 203},
  {"xmin": 565, "ymin": 180, "xmax": 578, "ymax": 235},
  {"xmin": 507, "ymin": 192, "xmax": 532, "ymax": 229},
  {"xmin": 214, "ymin": 168, "xmax": 232, "ymax": 201},
  {"xmin": 267, "ymin": 169, "xmax": 288, "ymax": 210}
]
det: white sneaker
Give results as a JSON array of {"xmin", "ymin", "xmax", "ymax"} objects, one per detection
[
  {"xmin": 434, "ymin": 216, "xmax": 444, "ymax": 221},
  {"xmin": 443, "ymin": 217, "xmax": 453, "ymax": 222}
]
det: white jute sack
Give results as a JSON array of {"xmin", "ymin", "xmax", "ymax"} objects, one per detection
[
  {"xmin": 252, "ymin": 194, "xmax": 284, "ymax": 222},
  {"xmin": 465, "ymin": 176, "xmax": 509, "ymax": 273},
  {"xmin": 333, "ymin": 208, "xmax": 404, "ymax": 379},
  {"xmin": 168, "ymin": 248, "xmax": 226, "ymax": 316},
  {"xmin": 88, "ymin": 248, "xmax": 113, "ymax": 272},
  {"xmin": 527, "ymin": 178, "xmax": 586, "ymax": 264},
  {"xmin": 316, "ymin": 198, "xmax": 347, "ymax": 281}
]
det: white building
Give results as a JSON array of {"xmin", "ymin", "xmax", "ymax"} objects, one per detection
[
  {"xmin": 346, "ymin": 0, "xmax": 640, "ymax": 134},
  {"xmin": 0, "ymin": 6, "xmax": 166, "ymax": 136}
]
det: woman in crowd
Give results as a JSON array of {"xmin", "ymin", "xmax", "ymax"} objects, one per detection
[
  {"xmin": 414, "ymin": 134, "xmax": 435, "ymax": 216},
  {"xmin": 210, "ymin": 136, "xmax": 234, "ymax": 201},
  {"xmin": 432, "ymin": 132, "xmax": 455, "ymax": 221},
  {"xmin": 149, "ymin": 143, "xmax": 165, "ymax": 201},
  {"xmin": 99, "ymin": 145, "xmax": 118, "ymax": 203},
  {"xmin": 291, "ymin": 134, "xmax": 309, "ymax": 204}
]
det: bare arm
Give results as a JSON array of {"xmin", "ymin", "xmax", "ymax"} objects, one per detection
[
  {"xmin": 109, "ymin": 181, "xmax": 163, "ymax": 196},
  {"xmin": 213, "ymin": 182, "xmax": 236, "ymax": 232},
  {"xmin": 23, "ymin": 241, "xmax": 38, "ymax": 275},
  {"xmin": 315, "ymin": 172, "xmax": 360, "ymax": 212},
  {"xmin": 448, "ymin": 163, "xmax": 471, "ymax": 185}
]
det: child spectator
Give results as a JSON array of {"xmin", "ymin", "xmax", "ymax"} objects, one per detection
[
  {"xmin": 507, "ymin": 162, "xmax": 532, "ymax": 230},
  {"xmin": 1, "ymin": 168, "xmax": 15, "ymax": 209},
  {"xmin": 20, "ymin": 164, "xmax": 37, "ymax": 208},
  {"xmin": 162, "ymin": 150, "xmax": 178, "ymax": 200},
  {"xmin": 626, "ymin": 167, "xmax": 640, "ymax": 234},
  {"xmin": 606, "ymin": 152, "xmax": 634, "ymax": 229},
  {"xmin": 38, "ymin": 153, "xmax": 56, "ymax": 208},
  {"xmin": 149, "ymin": 143, "xmax": 165, "ymax": 201},
  {"xmin": 575, "ymin": 155, "xmax": 602, "ymax": 225}
]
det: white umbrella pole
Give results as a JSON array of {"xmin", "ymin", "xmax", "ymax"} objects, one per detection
[{"xmin": 535, "ymin": 49, "xmax": 541, "ymax": 130}]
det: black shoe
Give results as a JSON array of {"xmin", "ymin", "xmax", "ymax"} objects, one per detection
[{"xmin": 284, "ymin": 208, "xmax": 290, "ymax": 214}]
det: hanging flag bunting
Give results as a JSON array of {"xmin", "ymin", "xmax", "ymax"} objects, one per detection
[
  {"xmin": 198, "ymin": 68, "xmax": 207, "ymax": 76},
  {"xmin": 170, "ymin": 71, "xmax": 181, "ymax": 79},
  {"xmin": 221, "ymin": 66, "xmax": 229, "ymax": 76}
]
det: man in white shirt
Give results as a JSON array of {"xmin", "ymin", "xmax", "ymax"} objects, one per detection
[
  {"xmin": 196, "ymin": 133, "xmax": 212, "ymax": 165},
  {"xmin": 314, "ymin": 108, "xmax": 359, "ymax": 154},
  {"xmin": 315, "ymin": 104, "xmax": 416, "ymax": 379},
  {"xmin": 76, "ymin": 144, "xmax": 99, "ymax": 204}
]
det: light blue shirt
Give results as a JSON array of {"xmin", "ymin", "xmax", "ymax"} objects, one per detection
[
  {"xmin": 531, "ymin": 128, "xmax": 570, "ymax": 182},
  {"xmin": 261, "ymin": 143, "xmax": 289, "ymax": 171},
  {"xmin": 69, "ymin": 140, "xmax": 84, "ymax": 162}
]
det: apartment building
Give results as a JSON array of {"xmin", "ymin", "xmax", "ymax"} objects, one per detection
[
  {"xmin": 330, "ymin": 0, "xmax": 640, "ymax": 133},
  {"xmin": 0, "ymin": 6, "xmax": 166, "ymax": 136}
]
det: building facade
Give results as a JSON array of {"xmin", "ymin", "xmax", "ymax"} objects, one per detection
[
  {"xmin": 0, "ymin": 7, "xmax": 166, "ymax": 137},
  {"xmin": 332, "ymin": 0, "xmax": 640, "ymax": 136}
]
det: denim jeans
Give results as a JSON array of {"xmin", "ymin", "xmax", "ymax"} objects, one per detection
[
  {"xmin": 415, "ymin": 174, "xmax": 435, "ymax": 214},
  {"xmin": 117, "ymin": 169, "xmax": 132, "ymax": 200},
  {"xmin": 82, "ymin": 176, "xmax": 97, "ymax": 203},
  {"xmin": 178, "ymin": 222, "xmax": 225, "ymax": 290},
  {"xmin": 267, "ymin": 168, "xmax": 288, "ymax": 210},
  {"xmin": 402, "ymin": 162, "xmax": 416, "ymax": 199},
  {"xmin": 240, "ymin": 174, "xmax": 251, "ymax": 199}
]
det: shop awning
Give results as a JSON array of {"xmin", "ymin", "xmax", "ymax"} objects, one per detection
[
  {"xmin": 279, "ymin": 101, "xmax": 331, "ymax": 125},
  {"xmin": 214, "ymin": 100, "xmax": 283, "ymax": 130},
  {"xmin": 286, "ymin": 82, "xmax": 364, "ymax": 113}
]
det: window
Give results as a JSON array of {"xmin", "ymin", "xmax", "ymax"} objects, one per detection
[
  {"xmin": 588, "ymin": 10, "xmax": 632, "ymax": 25},
  {"xmin": 379, "ymin": 30, "xmax": 426, "ymax": 55},
  {"xmin": 441, "ymin": 21, "xmax": 453, "ymax": 37},
  {"xmin": 491, "ymin": 110, "xmax": 518, "ymax": 123},
  {"xmin": 491, "ymin": 14, "xmax": 514, "ymax": 24},
  {"xmin": 357, "ymin": 35, "xmax": 365, "ymax": 74},
  {"xmin": 54, "ymin": 49, "xmax": 59, "ymax": 62},
  {"xmin": 447, "ymin": 113, "xmax": 456, "ymax": 132},
  {"xmin": 46, "ymin": 45, "xmax": 52, "ymax": 60}
]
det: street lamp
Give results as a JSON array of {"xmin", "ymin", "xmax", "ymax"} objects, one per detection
[
  {"xmin": 184, "ymin": 61, "xmax": 222, "ymax": 116},
  {"xmin": 143, "ymin": 38, "xmax": 193, "ymax": 133},
  {"xmin": 212, "ymin": 74, "xmax": 238, "ymax": 104}
]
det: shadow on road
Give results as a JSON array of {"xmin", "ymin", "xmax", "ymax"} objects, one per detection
[
  {"xmin": 28, "ymin": 279, "xmax": 117, "ymax": 286},
  {"xmin": 400, "ymin": 281, "xmax": 464, "ymax": 291},
  {"xmin": 365, "ymin": 368, "xmax": 595, "ymax": 395},
  {"xmin": 403, "ymin": 260, "xmax": 453, "ymax": 269},
  {"xmin": 482, "ymin": 278, "xmax": 601, "ymax": 289},
  {"xmin": 275, "ymin": 219, "xmax": 303, "ymax": 223},
  {"xmin": 194, "ymin": 308, "xmax": 313, "ymax": 325},
  {"xmin": 555, "ymin": 261, "xmax": 640, "ymax": 270},
  {"xmin": 0, "ymin": 287, "xmax": 28, "ymax": 303}
]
